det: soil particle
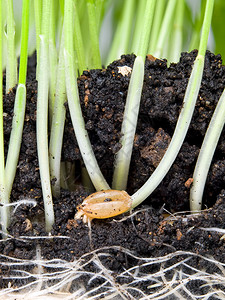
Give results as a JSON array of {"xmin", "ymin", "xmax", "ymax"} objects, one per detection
[{"xmin": 139, "ymin": 128, "xmax": 171, "ymax": 168}]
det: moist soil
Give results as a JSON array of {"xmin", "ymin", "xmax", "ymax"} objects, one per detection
[{"xmin": 1, "ymin": 50, "xmax": 225, "ymax": 295}]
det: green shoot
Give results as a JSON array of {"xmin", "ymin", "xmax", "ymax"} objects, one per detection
[
  {"xmin": 36, "ymin": 0, "xmax": 55, "ymax": 232},
  {"xmin": 153, "ymin": 0, "xmax": 177, "ymax": 59},
  {"xmin": 212, "ymin": 0, "xmax": 225, "ymax": 59},
  {"xmin": 64, "ymin": 0, "xmax": 109, "ymax": 191},
  {"xmin": 16, "ymin": 1, "xmax": 30, "ymax": 86},
  {"xmin": 74, "ymin": 1, "xmax": 86, "ymax": 75},
  {"xmin": 131, "ymin": 0, "xmax": 215, "ymax": 209},
  {"xmin": 76, "ymin": 1, "xmax": 89, "ymax": 65},
  {"xmin": 112, "ymin": 0, "xmax": 156, "ymax": 190},
  {"xmin": 188, "ymin": 0, "xmax": 206, "ymax": 52},
  {"xmin": 131, "ymin": 0, "xmax": 146, "ymax": 54},
  {"xmin": 48, "ymin": 0, "xmax": 57, "ymax": 119},
  {"xmin": 34, "ymin": 0, "xmax": 42, "ymax": 78},
  {"xmin": 112, "ymin": 56, "xmax": 145, "ymax": 190},
  {"xmin": 106, "ymin": 0, "xmax": 136, "ymax": 66},
  {"xmin": 5, "ymin": 0, "xmax": 17, "ymax": 93},
  {"xmin": 148, "ymin": 0, "xmax": 166, "ymax": 54},
  {"xmin": 95, "ymin": 0, "xmax": 105, "ymax": 33},
  {"xmin": 0, "ymin": 0, "xmax": 8, "ymax": 236},
  {"xmin": 190, "ymin": 88, "xmax": 225, "ymax": 211},
  {"xmin": 86, "ymin": 0, "xmax": 102, "ymax": 69},
  {"xmin": 49, "ymin": 27, "xmax": 66, "ymax": 198},
  {"xmin": 136, "ymin": 0, "xmax": 156, "ymax": 59},
  {"xmin": 168, "ymin": 0, "xmax": 185, "ymax": 63},
  {"xmin": 5, "ymin": 0, "xmax": 30, "ymax": 204}
]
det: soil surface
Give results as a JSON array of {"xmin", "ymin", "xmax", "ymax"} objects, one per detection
[{"xmin": 1, "ymin": 51, "xmax": 225, "ymax": 297}]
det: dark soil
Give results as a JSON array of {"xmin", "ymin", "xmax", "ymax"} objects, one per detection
[{"xmin": 1, "ymin": 51, "xmax": 225, "ymax": 296}]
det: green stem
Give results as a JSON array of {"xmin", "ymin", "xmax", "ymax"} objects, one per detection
[
  {"xmin": 64, "ymin": 0, "xmax": 109, "ymax": 191},
  {"xmin": 86, "ymin": 0, "xmax": 102, "ymax": 68},
  {"xmin": 189, "ymin": 0, "xmax": 206, "ymax": 52},
  {"xmin": 5, "ymin": 0, "xmax": 30, "ymax": 196},
  {"xmin": 189, "ymin": 0, "xmax": 215, "ymax": 212},
  {"xmin": 137, "ymin": 0, "xmax": 157, "ymax": 59},
  {"xmin": 131, "ymin": 0, "xmax": 214, "ymax": 209},
  {"xmin": 131, "ymin": 0, "xmax": 147, "ymax": 54},
  {"xmin": 112, "ymin": 0, "xmax": 156, "ymax": 190},
  {"xmin": 112, "ymin": 56, "xmax": 145, "ymax": 190},
  {"xmin": 59, "ymin": 0, "xmax": 64, "ymax": 16},
  {"xmin": 198, "ymin": 0, "xmax": 214, "ymax": 56},
  {"xmin": 5, "ymin": 85, "xmax": 26, "ymax": 194},
  {"xmin": 153, "ymin": 0, "xmax": 177, "ymax": 58},
  {"xmin": 95, "ymin": 0, "xmax": 105, "ymax": 33},
  {"xmin": 5, "ymin": 0, "xmax": 17, "ymax": 93},
  {"xmin": 0, "ymin": 0, "xmax": 8, "ymax": 236},
  {"xmin": 190, "ymin": 88, "xmax": 225, "ymax": 211},
  {"xmin": 49, "ymin": 27, "xmax": 66, "ymax": 198},
  {"xmin": 74, "ymin": 0, "xmax": 86, "ymax": 74},
  {"xmin": 148, "ymin": 0, "xmax": 165, "ymax": 54},
  {"xmin": 48, "ymin": 0, "xmax": 57, "ymax": 119},
  {"xmin": 4, "ymin": 0, "xmax": 31, "ymax": 228},
  {"xmin": 18, "ymin": 0, "xmax": 30, "ymax": 85},
  {"xmin": 34, "ymin": 0, "xmax": 42, "ymax": 78},
  {"xmin": 36, "ymin": 0, "xmax": 55, "ymax": 232},
  {"xmin": 168, "ymin": 0, "xmax": 184, "ymax": 63},
  {"xmin": 106, "ymin": 0, "xmax": 135, "ymax": 65}
]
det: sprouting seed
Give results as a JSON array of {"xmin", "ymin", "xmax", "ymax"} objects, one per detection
[{"xmin": 75, "ymin": 190, "xmax": 132, "ymax": 223}]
